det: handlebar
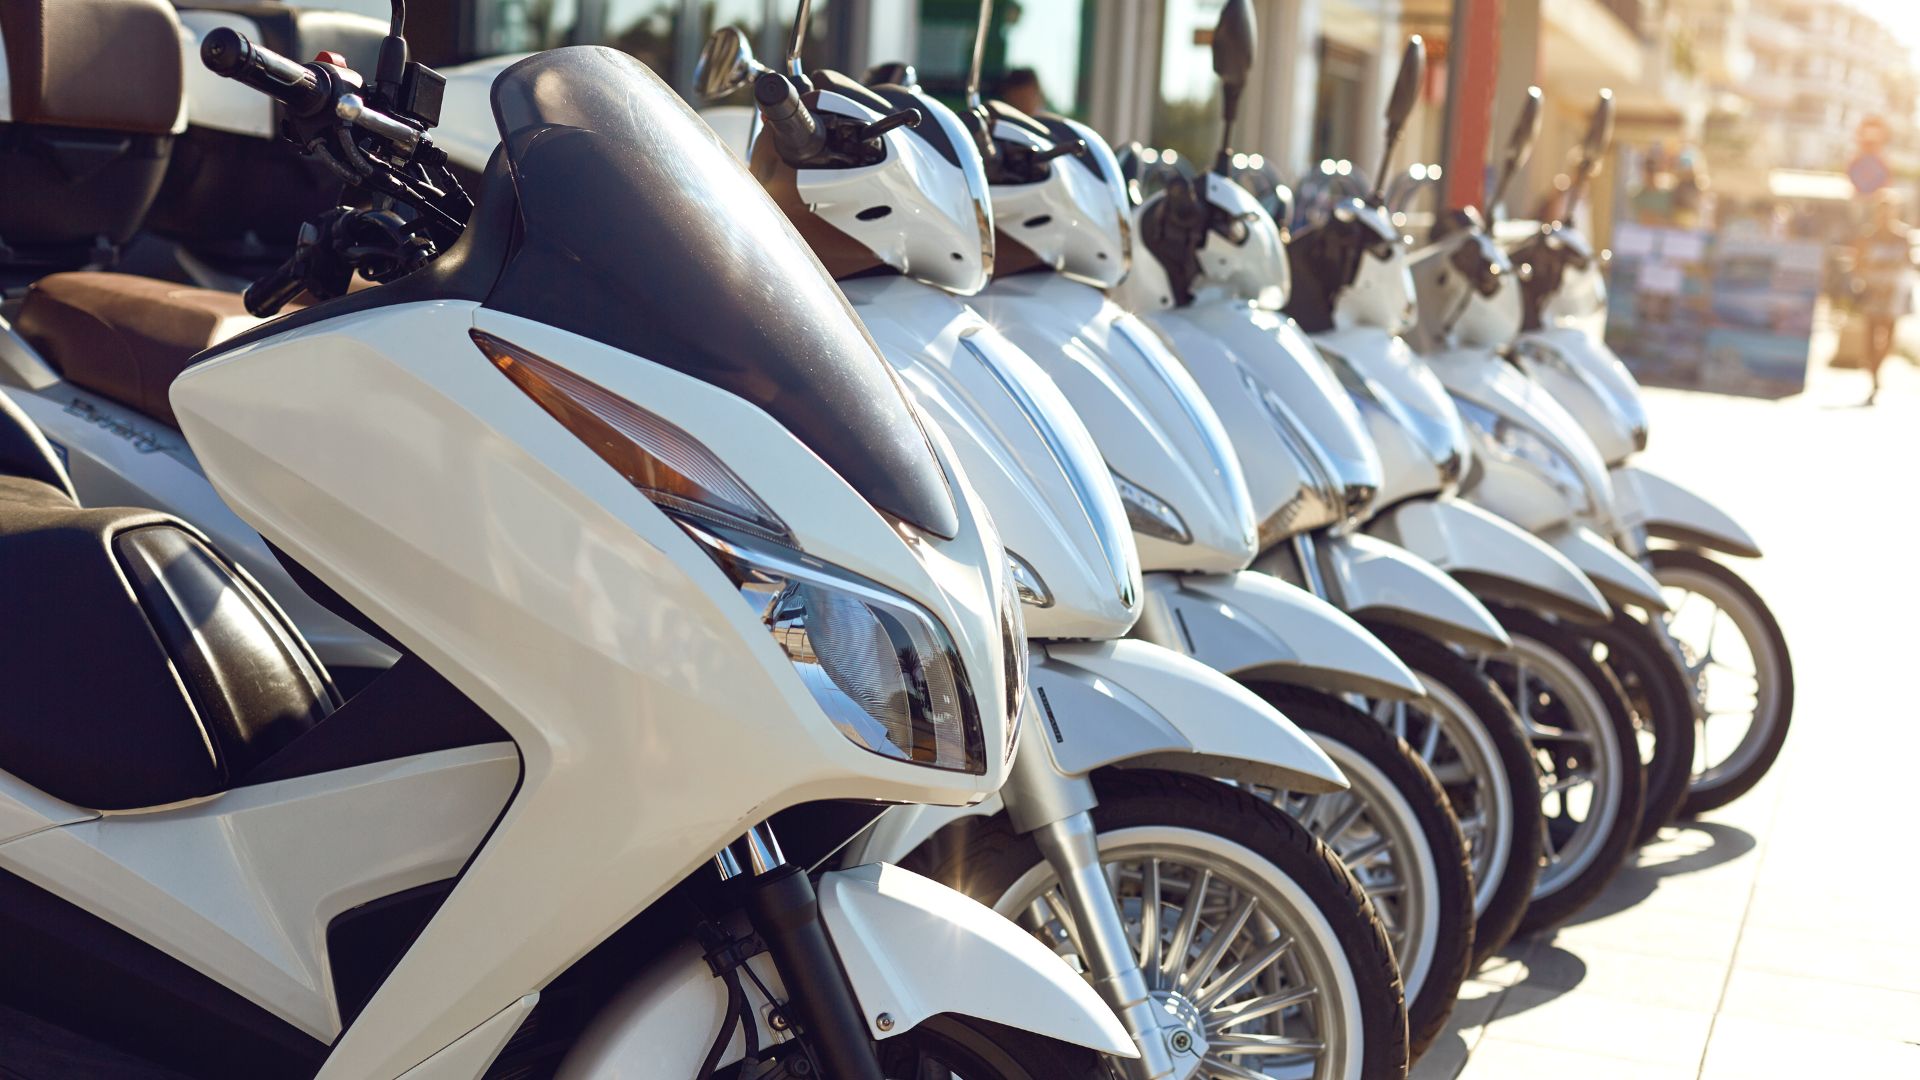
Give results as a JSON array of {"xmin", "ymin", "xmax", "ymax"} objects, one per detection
[
  {"xmin": 754, "ymin": 71, "xmax": 824, "ymax": 164},
  {"xmin": 200, "ymin": 27, "xmax": 327, "ymax": 116},
  {"xmin": 242, "ymin": 257, "xmax": 309, "ymax": 318}
]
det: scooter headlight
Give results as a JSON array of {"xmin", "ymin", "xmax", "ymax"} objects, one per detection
[
  {"xmin": 479, "ymin": 330, "xmax": 990, "ymax": 774},
  {"xmin": 1453, "ymin": 395, "xmax": 1595, "ymax": 517},
  {"xmin": 684, "ymin": 521, "xmax": 988, "ymax": 774},
  {"xmin": 1110, "ymin": 469, "xmax": 1192, "ymax": 544}
]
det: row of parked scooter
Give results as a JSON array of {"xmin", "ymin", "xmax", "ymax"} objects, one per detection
[{"xmin": 0, "ymin": 0, "xmax": 1791, "ymax": 1077}]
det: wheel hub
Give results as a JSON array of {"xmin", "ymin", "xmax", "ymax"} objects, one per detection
[{"xmin": 1151, "ymin": 990, "xmax": 1208, "ymax": 1077}]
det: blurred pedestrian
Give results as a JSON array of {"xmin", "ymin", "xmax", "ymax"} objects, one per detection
[
  {"xmin": 1851, "ymin": 190, "xmax": 1915, "ymax": 405},
  {"xmin": 996, "ymin": 67, "xmax": 1045, "ymax": 116}
]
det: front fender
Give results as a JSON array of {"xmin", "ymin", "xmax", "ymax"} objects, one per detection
[
  {"xmin": 1032, "ymin": 639, "xmax": 1347, "ymax": 794},
  {"xmin": 1136, "ymin": 571, "xmax": 1424, "ymax": 700},
  {"xmin": 1545, "ymin": 524, "xmax": 1669, "ymax": 612},
  {"xmin": 1274, "ymin": 533, "xmax": 1512, "ymax": 653},
  {"xmin": 1373, "ymin": 496, "xmax": 1611, "ymax": 625},
  {"xmin": 1610, "ymin": 465, "xmax": 1762, "ymax": 558},
  {"xmin": 817, "ymin": 864, "xmax": 1136, "ymax": 1054},
  {"xmin": 555, "ymin": 866, "xmax": 1135, "ymax": 1078}
]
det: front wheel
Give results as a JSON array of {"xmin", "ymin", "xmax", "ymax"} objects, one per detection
[
  {"xmin": 875, "ymin": 1015, "xmax": 1110, "ymax": 1079},
  {"xmin": 1251, "ymin": 685, "xmax": 1474, "ymax": 1062},
  {"xmin": 907, "ymin": 769, "xmax": 1410, "ymax": 1080},
  {"xmin": 1480, "ymin": 607, "xmax": 1646, "ymax": 932},
  {"xmin": 1585, "ymin": 608, "xmax": 1697, "ymax": 844},
  {"xmin": 1649, "ymin": 548, "xmax": 1795, "ymax": 815}
]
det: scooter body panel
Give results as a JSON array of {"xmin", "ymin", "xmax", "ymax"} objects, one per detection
[
  {"xmin": 1314, "ymin": 328, "xmax": 1470, "ymax": 510},
  {"xmin": 1611, "ymin": 464, "xmax": 1763, "ymax": 559},
  {"xmin": 175, "ymin": 302, "xmax": 1021, "ymax": 1079},
  {"xmin": 0, "ymin": 744, "xmax": 519, "ymax": 1042},
  {"xmin": 1150, "ymin": 300, "xmax": 1381, "ymax": 539},
  {"xmin": 1262, "ymin": 532, "xmax": 1512, "ymax": 653},
  {"xmin": 1372, "ymin": 495, "xmax": 1610, "ymax": 624},
  {"xmin": 1513, "ymin": 327, "xmax": 1647, "ymax": 467},
  {"xmin": 1546, "ymin": 523, "xmax": 1670, "ymax": 611},
  {"xmin": 0, "ymin": 345, "xmax": 396, "ymax": 669},
  {"xmin": 841, "ymin": 275, "xmax": 1143, "ymax": 639},
  {"xmin": 1029, "ymin": 638, "xmax": 1347, "ymax": 794},
  {"xmin": 0, "ymin": 769, "xmax": 94, "ymax": 846},
  {"xmin": 1135, "ymin": 570, "xmax": 1425, "ymax": 700},
  {"xmin": 973, "ymin": 274, "xmax": 1258, "ymax": 574}
]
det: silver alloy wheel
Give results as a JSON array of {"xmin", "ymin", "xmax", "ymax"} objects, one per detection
[
  {"xmin": 1481, "ymin": 636, "xmax": 1625, "ymax": 899},
  {"xmin": 1374, "ymin": 675, "xmax": 1515, "ymax": 918},
  {"xmin": 995, "ymin": 827, "xmax": 1367, "ymax": 1080},
  {"xmin": 1658, "ymin": 566, "xmax": 1782, "ymax": 794},
  {"xmin": 1277, "ymin": 739, "xmax": 1440, "ymax": 1003}
]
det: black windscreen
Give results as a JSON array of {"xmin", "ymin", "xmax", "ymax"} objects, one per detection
[{"xmin": 485, "ymin": 47, "xmax": 958, "ymax": 538}]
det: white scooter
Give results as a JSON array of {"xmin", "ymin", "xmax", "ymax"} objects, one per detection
[
  {"xmin": 957, "ymin": 0, "xmax": 1470, "ymax": 1059},
  {"xmin": 1397, "ymin": 87, "xmax": 1701, "ymax": 847},
  {"xmin": 0, "ymin": 18, "xmax": 1134, "ymax": 1080},
  {"xmin": 1506, "ymin": 91, "xmax": 1793, "ymax": 816},
  {"xmin": 1111, "ymin": 45, "xmax": 1560, "ymax": 963},
  {"xmin": 701, "ymin": 13, "xmax": 1408, "ymax": 1075}
]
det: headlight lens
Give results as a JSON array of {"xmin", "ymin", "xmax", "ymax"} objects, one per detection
[
  {"xmin": 1453, "ymin": 395, "xmax": 1595, "ymax": 517},
  {"xmin": 685, "ymin": 520, "xmax": 988, "ymax": 774},
  {"xmin": 1005, "ymin": 549, "xmax": 1054, "ymax": 608},
  {"xmin": 480, "ymin": 329, "xmax": 989, "ymax": 774},
  {"xmin": 1110, "ymin": 469, "xmax": 1192, "ymax": 544}
]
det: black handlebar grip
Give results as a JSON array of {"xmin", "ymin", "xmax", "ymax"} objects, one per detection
[
  {"xmin": 243, "ymin": 262, "xmax": 308, "ymax": 318},
  {"xmin": 754, "ymin": 71, "xmax": 824, "ymax": 165},
  {"xmin": 201, "ymin": 27, "xmax": 328, "ymax": 117}
]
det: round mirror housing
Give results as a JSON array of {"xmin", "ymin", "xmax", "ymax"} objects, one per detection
[{"xmin": 695, "ymin": 26, "xmax": 761, "ymax": 99}]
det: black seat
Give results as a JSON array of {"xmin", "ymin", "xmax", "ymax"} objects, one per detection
[{"xmin": 0, "ymin": 398, "xmax": 337, "ymax": 810}]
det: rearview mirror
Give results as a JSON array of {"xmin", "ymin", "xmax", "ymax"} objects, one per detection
[
  {"xmin": 1211, "ymin": 0, "xmax": 1257, "ymax": 174},
  {"xmin": 1486, "ymin": 85, "xmax": 1542, "ymax": 213},
  {"xmin": 1582, "ymin": 89, "xmax": 1615, "ymax": 176},
  {"xmin": 694, "ymin": 26, "xmax": 763, "ymax": 99},
  {"xmin": 1374, "ymin": 36, "xmax": 1425, "ymax": 198}
]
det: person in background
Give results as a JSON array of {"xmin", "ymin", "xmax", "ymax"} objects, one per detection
[
  {"xmin": 996, "ymin": 67, "xmax": 1045, "ymax": 116},
  {"xmin": 1851, "ymin": 190, "xmax": 1915, "ymax": 405}
]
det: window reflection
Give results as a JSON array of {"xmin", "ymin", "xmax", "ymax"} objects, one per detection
[
  {"xmin": 915, "ymin": 1, "xmax": 1096, "ymax": 118},
  {"xmin": 1153, "ymin": 0, "xmax": 1226, "ymax": 167}
]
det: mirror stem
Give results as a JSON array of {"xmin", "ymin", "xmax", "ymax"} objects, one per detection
[
  {"xmin": 786, "ymin": 0, "xmax": 812, "ymax": 76},
  {"xmin": 966, "ymin": 0, "xmax": 993, "ymax": 110}
]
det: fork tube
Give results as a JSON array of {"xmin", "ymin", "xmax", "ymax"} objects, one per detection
[{"xmin": 1029, "ymin": 813, "xmax": 1179, "ymax": 1080}]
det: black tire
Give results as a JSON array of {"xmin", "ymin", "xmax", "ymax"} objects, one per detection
[
  {"xmin": 1587, "ymin": 609, "xmax": 1697, "ymax": 844},
  {"xmin": 905, "ymin": 769, "xmax": 1410, "ymax": 1080},
  {"xmin": 1483, "ymin": 606, "xmax": 1646, "ymax": 932},
  {"xmin": 1364, "ymin": 623, "xmax": 1544, "ymax": 968},
  {"xmin": 1248, "ymin": 685, "xmax": 1474, "ymax": 1062},
  {"xmin": 1649, "ymin": 548, "xmax": 1796, "ymax": 815},
  {"xmin": 874, "ymin": 1014, "xmax": 1109, "ymax": 1079}
]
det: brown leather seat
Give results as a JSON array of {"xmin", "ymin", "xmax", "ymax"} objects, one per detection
[
  {"xmin": 0, "ymin": 0, "xmax": 182, "ymax": 136},
  {"xmin": 13, "ymin": 273, "xmax": 262, "ymax": 429}
]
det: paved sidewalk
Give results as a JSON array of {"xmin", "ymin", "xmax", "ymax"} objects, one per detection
[{"xmin": 1415, "ymin": 358, "xmax": 1920, "ymax": 1079}]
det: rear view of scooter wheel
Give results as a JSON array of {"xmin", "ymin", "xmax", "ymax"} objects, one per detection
[
  {"xmin": 1586, "ymin": 609, "xmax": 1697, "ymax": 844},
  {"xmin": 1481, "ymin": 607, "xmax": 1646, "ymax": 932},
  {"xmin": 873, "ymin": 1015, "xmax": 1112, "ymax": 1079},
  {"xmin": 1252, "ymin": 685, "xmax": 1473, "ymax": 1062},
  {"xmin": 910, "ymin": 770, "xmax": 1411, "ymax": 1080},
  {"xmin": 1650, "ymin": 549, "xmax": 1795, "ymax": 815},
  {"xmin": 1362, "ymin": 624, "xmax": 1545, "ymax": 967}
]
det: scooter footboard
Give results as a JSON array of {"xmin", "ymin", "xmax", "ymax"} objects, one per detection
[
  {"xmin": 1371, "ymin": 497, "xmax": 1610, "ymax": 625},
  {"xmin": 1610, "ymin": 465, "xmax": 1761, "ymax": 559},
  {"xmin": 553, "ymin": 866, "xmax": 1134, "ymax": 1078}
]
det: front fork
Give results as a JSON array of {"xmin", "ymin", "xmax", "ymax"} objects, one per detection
[
  {"xmin": 1617, "ymin": 524, "xmax": 1708, "ymax": 724},
  {"xmin": 1002, "ymin": 743, "xmax": 1187, "ymax": 1080}
]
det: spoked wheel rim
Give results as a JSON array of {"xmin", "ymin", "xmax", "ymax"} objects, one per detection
[
  {"xmin": 1275, "ymin": 744, "xmax": 1440, "ymax": 1001},
  {"xmin": 994, "ymin": 826, "xmax": 1366, "ymax": 1080},
  {"xmin": 1374, "ymin": 677, "xmax": 1515, "ymax": 918},
  {"xmin": 1480, "ymin": 636, "xmax": 1625, "ymax": 899},
  {"xmin": 1658, "ymin": 565, "xmax": 1783, "ymax": 795}
]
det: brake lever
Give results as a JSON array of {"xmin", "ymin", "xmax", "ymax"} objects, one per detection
[{"xmin": 855, "ymin": 107, "xmax": 921, "ymax": 142}]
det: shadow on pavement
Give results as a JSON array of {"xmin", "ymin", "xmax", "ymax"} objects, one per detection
[{"xmin": 1562, "ymin": 820, "xmax": 1757, "ymax": 927}]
